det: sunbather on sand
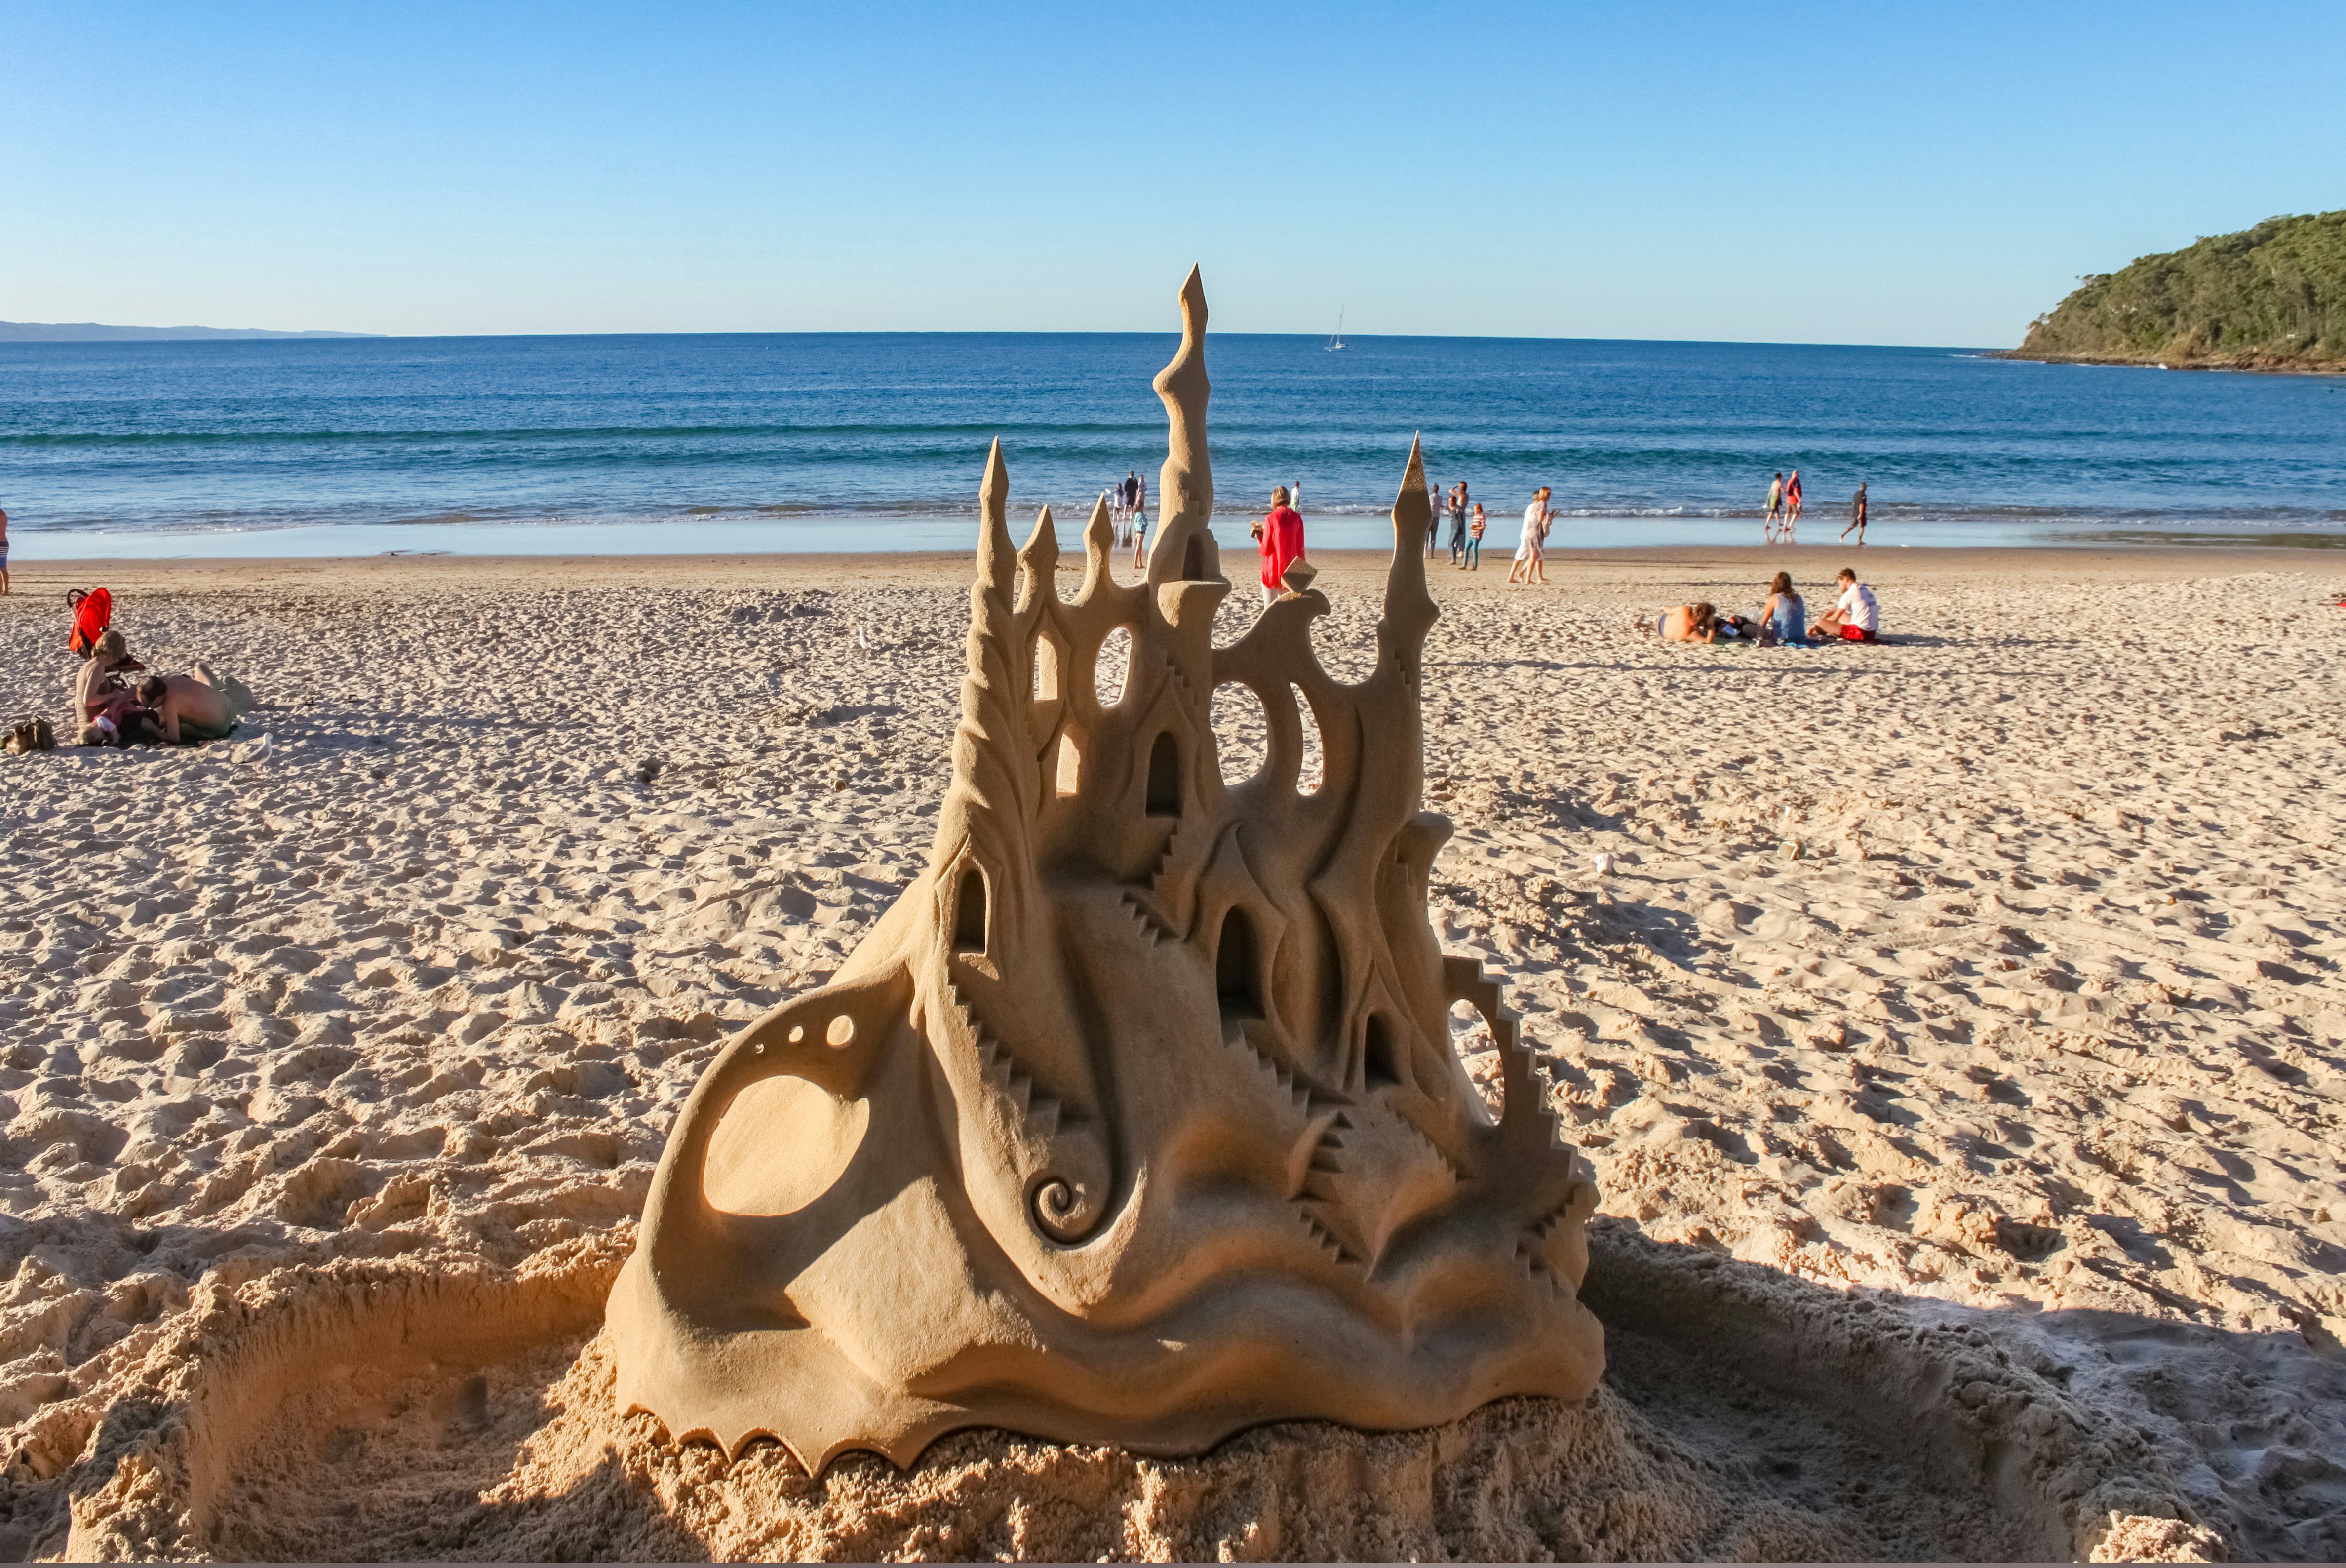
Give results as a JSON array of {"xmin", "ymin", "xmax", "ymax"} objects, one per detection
[
  {"xmin": 137, "ymin": 664, "xmax": 253, "ymax": 743},
  {"xmin": 1658, "ymin": 602, "xmax": 1721, "ymax": 643}
]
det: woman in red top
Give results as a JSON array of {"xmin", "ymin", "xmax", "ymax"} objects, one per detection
[{"xmin": 1252, "ymin": 485, "xmax": 1305, "ymax": 609}]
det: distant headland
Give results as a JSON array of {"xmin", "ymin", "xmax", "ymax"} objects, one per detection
[
  {"xmin": 0, "ymin": 320, "xmax": 381, "ymax": 342},
  {"xmin": 1996, "ymin": 210, "xmax": 2344, "ymax": 373}
]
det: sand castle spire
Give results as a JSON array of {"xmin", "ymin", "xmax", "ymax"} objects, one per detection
[
  {"xmin": 605, "ymin": 270, "xmax": 1604, "ymax": 1473},
  {"xmin": 1146, "ymin": 265, "xmax": 1220, "ymax": 588}
]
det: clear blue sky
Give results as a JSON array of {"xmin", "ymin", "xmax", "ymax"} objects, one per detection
[{"xmin": 5, "ymin": 0, "xmax": 2340, "ymax": 344}]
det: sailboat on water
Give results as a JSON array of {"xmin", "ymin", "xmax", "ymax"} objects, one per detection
[{"xmin": 1326, "ymin": 309, "xmax": 1346, "ymax": 352}]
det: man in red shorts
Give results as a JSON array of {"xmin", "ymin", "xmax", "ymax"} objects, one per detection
[{"xmin": 1810, "ymin": 567, "xmax": 1879, "ymax": 642}]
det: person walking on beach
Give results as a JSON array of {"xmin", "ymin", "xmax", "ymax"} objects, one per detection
[
  {"xmin": 1842, "ymin": 481, "xmax": 1868, "ymax": 545},
  {"xmin": 1764, "ymin": 472, "xmax": 1785, "ymax": 543},
  {"xmin": 1509, "ymin": 487, "xmax": 1553, "ymax": 585},
  {"xmin": 1447, "ymin": 482, "xmax": 1469, "ymax": 564},
  {"xmin": 1785, "ymin": 469, "xmax": 1804, "ymax": 534},
  {"xmin": 1252, "ymin": 486, "xmax": 1305, "ymax": 610},
  {"xmin": 0, "ymin": 498, "xmax": 10, "ymax": 596},
  {"xmin": 1465, "ymin": 503, "xmax": 1486, "ymax": 570}
]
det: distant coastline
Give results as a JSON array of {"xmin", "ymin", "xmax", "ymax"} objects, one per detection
[
  {"xmin": 1995, "ymin": 210, "xmax": 2344, "ymax": 375},
  {"xmin": 0, "ymin": 320, "xmax": 380, "ymax": 341}
]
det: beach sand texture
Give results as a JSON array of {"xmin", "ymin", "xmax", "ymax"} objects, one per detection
[{"xmin": 1, "ymin": 547, "xmax": 2342, "ymax": 1561}]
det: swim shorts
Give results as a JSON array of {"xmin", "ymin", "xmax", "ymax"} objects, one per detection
[{"xmin": 1839, "ymin": 625, "xmax": 1877, "ymax": 643}]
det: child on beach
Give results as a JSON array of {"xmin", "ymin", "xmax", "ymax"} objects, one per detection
[{"xmin": 1464, "ymin": 504, "xmax": 1486, "ymax": 569}]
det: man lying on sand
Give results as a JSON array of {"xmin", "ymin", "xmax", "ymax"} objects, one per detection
[
  {"xmin": 1658, "ymin": 602, "xmax": 1721, "ymax": 642},
  {"xmin": 1809, "ymin": 568, "xmax": 1880, "ymax": 642},
  {"xmin": 136, "ymin": 665, "xmax": 254, "ymax": 744}
]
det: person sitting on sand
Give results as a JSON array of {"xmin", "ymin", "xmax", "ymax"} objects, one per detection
[
  {"xmin": 74, "ymin": 628, "xmax": 146, "ymax": 726},
  {"xmin": 1760, "ymin": 572, "xmax": 1807, "ymax": 644},
  {"xmin": 1658, "ymin": 602, "xmax": 1721, "ymax": 643},
  {"xmin": 137, "ymin": 664, "xmax": 254, "ymax": 743},
  {"xmin": 1809, "ymin": 568, "xmax": 1880, "ymax": 642}
]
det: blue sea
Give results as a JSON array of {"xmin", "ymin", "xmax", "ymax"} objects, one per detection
[{"xmin": 4, "ymin": 334, "xmax": 2343, "ymax": 557}]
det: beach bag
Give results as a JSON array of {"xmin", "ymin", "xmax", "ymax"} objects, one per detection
[
  {"xmin": 68, "ymin": 588, "xmax": 113, "ymax": 658},
  {"xmin": 5, "ymin": 718, "xmax": 56, "ymax": 755}
]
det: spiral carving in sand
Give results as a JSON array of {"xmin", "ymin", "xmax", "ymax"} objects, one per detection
[{"xmin": 604, "ymin": 268, "xmax": 1605, "ymax": 1469}]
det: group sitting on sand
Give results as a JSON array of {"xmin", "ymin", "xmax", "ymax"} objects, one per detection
[
  {"xmin": 1658, "ymin": 568, "xmax": 1880, "ymax": 646},
  {"xmin": 74, "ymin": 628, "xmax": 254, "ymax": 745}
]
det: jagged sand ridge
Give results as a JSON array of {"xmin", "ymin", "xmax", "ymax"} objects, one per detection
[{"xmin": 0, "ymin": 546, "xmax": 2342, "ymax": 1559}]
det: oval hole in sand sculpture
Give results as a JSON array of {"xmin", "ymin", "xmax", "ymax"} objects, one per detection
[
  {"xmin": 1211, "ymin": 682, "xmax": 1268, "ymax": 785},
  {"xmin": 1094, "ymin": 626, "xmax": 1133, "ymax": 708},
  {"xmin": 1449, "ymin": 998, "xmax": 1500, "ymax": 1117},
  {"xmin": 1291, "ymin": 684, "xmax": 1324, "ymax": 797},
  {"xmin": 704, "ymin": 1076, "xmax": 868, "ymax": 1216}
]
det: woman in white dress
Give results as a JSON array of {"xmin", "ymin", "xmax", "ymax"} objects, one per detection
[{"xmin": 1508, "ymin": 486, "xmax": 1553, "ymax": 584}]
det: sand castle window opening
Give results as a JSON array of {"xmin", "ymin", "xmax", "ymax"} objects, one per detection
[
  {"xmin": 1364, "ymin": 1013, "xmax": 1402, "ymax": 1092},
  {"xmin": 1213, "ymin": 906, "xmax": 1264, "ymax": 1023},
  {"xmin": 1145, "ymin": 732, "xmax": 1181, "ymax": 817},
  {"xmin": 952, "ymin": 865, "xmax": 988, "ymax": 955}
]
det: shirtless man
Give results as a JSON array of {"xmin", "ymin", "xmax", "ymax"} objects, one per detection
[
  {"xmin": 1658, "ymin": 602, "xmax": 1721, "ymax": 643},
  {"xmin": 137, "ymin": 665, "xmax": 252, "ymax": 743}
]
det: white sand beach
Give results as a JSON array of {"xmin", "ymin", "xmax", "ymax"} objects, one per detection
[{"xmin": 2, "ymin": 544, "xmax": 2343, "ymax": 1560}]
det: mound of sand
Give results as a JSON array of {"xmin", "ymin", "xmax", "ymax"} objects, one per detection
[{"xmin": 4, "ymin": 548, "xmax": 2344, "ymax": 1559}]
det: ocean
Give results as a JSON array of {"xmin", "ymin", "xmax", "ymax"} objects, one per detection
[{"xmin": 4, "ymin": 333, "xmax": 2343, "ymax": 557}]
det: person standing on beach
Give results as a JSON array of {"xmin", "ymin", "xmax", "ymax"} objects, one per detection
[
  {"xmin": 1447, "ymin": 483, "xmax": 1469, "ymax": 565},
  {"xmin": 1129, "ymin": 472, "xmax": 1149, "ymax": 569},
  {"xmin": 1842, "ymin": 481, "xmax": 1868, "ymax": 545},
  {"xmin": 1785, "ymin": 470, "xmax": 1804, "ymax": 535},
  {"xmin": 1508, "ymin": 487, "xmax": 1552, "ymax": 585},
  {"xmin": 1465, "ymin": 503, "xmax": 1486, "ymax": 570},
  {"xmin": 1764, "ymin": 472, "xmax": 1784, "ymax": 543},
  {"xmin": 1252, "ymin": 486, "xmax": 1305, "ymax": 610},
  {"xmin": 0, "ymin": 498, "xmax": 10, "ymax": 596}
]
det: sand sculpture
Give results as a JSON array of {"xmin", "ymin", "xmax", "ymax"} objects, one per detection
[{"xmin": 606, "ymin": 268, "xmax": 1604, "ymax": 1469}]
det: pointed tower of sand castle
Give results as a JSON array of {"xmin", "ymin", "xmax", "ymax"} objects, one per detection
[{"xmin": 605, "ymin": 268, "xmax": 1604, "ymax": 1469}]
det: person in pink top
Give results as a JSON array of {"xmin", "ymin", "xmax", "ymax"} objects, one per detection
[{"xmin": 1251, "ymin": 485, "xmax": 1305, "ymax": 609}]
